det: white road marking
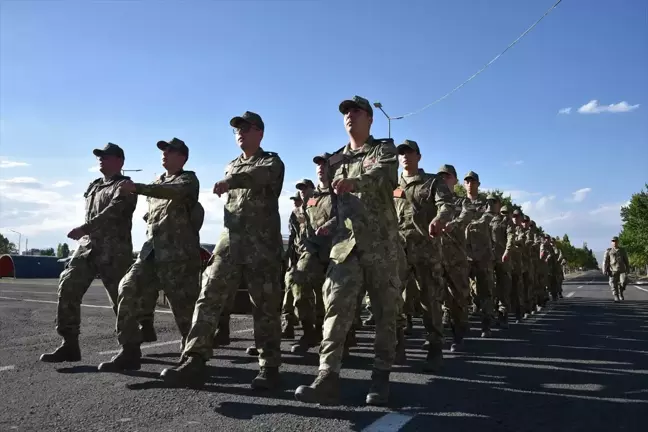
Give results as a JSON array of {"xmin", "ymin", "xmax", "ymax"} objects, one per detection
[
  {"xmin": 566, "ymin": 292, "xmax": 576, "ymax": 298},
  {"xmin": 98, "ymin": 328, "xmax": 254, "ymax": 355},
  {"xmin": 576, "ymin": 285, "xmax": 583, "ymax": 289},
  {"xmin": 0, "ymin": 295, "xmax": 172, "ymax": 314},
  {"xmin": 634, "ymin": 285, "xmax": 648, "ymax": 294},
  {"xmin": 361, "ymin": 412, "xmax": 415, "ymax": 432},
  {"xmin": 0, "ymin": 365, "xmax": 16, "ymax": 372},
  {"xmin": 0, "ymin": 290, "xmax": 59, "ymax": 295}
]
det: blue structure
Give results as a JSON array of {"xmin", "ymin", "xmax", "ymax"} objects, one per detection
[{"xmin": 0, "ymin": 254, "xmax": 66, "ymax": 279}]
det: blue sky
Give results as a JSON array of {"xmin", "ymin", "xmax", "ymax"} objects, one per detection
[{"xmin": 1, "ymin": 0, "xmax": 646, "ymax": 256}]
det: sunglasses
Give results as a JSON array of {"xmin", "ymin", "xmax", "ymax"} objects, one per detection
[{"xmin": 232, "ymin": 123, "xmax": 259, "ymax": 134}]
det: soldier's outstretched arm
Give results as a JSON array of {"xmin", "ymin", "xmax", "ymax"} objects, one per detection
[
  {"xmin": 81, "ymin": 180, "xmax": 137, "ymax": 233},
  {"xmin": 134, "ymin": 172, "xmax": 199, "ymax": 200},
  {"xmin": 224, "ymin": 157, "xmax": 285, "ymax": 192},
  {"xmin": 346, "ymin": 141, "xmax": 399, "ymax": 192},
  {"xmin": 428, "ymin": 178, "xmax": 454, "ymax": 224},
  {"xmin": 454, "ymin": 199, "xmax": 476, "ymax": 226}
]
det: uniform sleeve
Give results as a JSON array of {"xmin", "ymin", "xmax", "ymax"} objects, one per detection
[
  {"xmin": 505, "ymin": 222, "xmax": 515, "ymax": 253},
  {"xmin": 453, "ymin": 199, "xmax": 476, "ymax": 226},
  {"xmin": 225, "ymin": 156, "xmax": 285, "ymax": 197},
  {"xmin": 82, "ymin": 180, "xmax": 137, "ymax": 233},
  {"xmin": 603, "ymin": 250, "xmax": 610, "ymax": 271},
  {"xmin": 428, "ymin": 178, "xmax": 454, "ymax": 224},
  {"xmin": 135, "ymin": 172, "xmax": 199, "ymax": 200},
  {"xmin": 350, "ymin": 142, "xmax": 398, "ymax": 193}
]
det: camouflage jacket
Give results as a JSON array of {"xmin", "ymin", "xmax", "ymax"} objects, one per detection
[
  {"xmin": 302, "ymin": 185, "xmax": 335, "ymax": 263},
  {"xmin": 464, "ymin": 198, "xmax": 494, "ymax": 263},
  {"xmin": 213, "ymin": 147, "xmax": 285, "ymax": 265},
  {"xmin": 513, "ymin": 224, "xmax": 528, "ymax": 273},
  {"xmin": 326, "ymin": 136, "xmax": 400, "ymax": 264},
  {"xmin": 489, "ymin": 212, "xmax": 515, "ymax": 270},
  {"xmin": 288, "ymin": 207, "xmax": 308, "ymax": 260},
  {"xmin": 540, "ymin": 240, "xmax": 555, "ymax": 275},
  {"xmin": 604, "ymin": 246, "xmax": 630, "ymax": 273},
  {"xmin": 523, "ymin": 226, "xmax": 538, "ymax": 273},
  {"xmin": 394, "ymin": 169, "xmax": 454, "ymax": 264},
  {"xmin": 441, "ymin": 194, "xmax": 476, "ymax": 265},
  {"xmin": 135, "ymin": 170, "xmax": 201, "ymax": 262},
  {"xmin": 75, "ymin": 174, "xmax": 137, "ymax": 264}
]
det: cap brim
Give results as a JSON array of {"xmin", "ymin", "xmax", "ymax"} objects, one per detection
[
  {"xmin": 313, "ymin": 156, "xmax": 326, "ymax": 164},
  {"xmin": 229, "ymin": 116, "xmax": 250, "ymax": 128},
  {"xmin": 92, "ymin": 149, "xmax": 105, "ymax": 157},
  {"xmin": 156, "ymin": 141, "xmax": 170, "ymax": 151},
  {"xmin": 338, "ymin": 100, "xmax": 360, "ymax": 114},
  {"xmin": 397, "ymin": 144, "xmax": 417, "ymax": 153}
]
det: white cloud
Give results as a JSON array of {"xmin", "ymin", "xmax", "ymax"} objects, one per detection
[
  {"xmin": 535, "ymin": 195, "xmax": 555, "ymax": 210},
  {"xmin": 88, "ymin": 165, "xmax": 100, "ymax": 172},
  {"xmin": 52, "ymin": 180, "xmax": 73, "ymax": 188},
  {"xmin": 570, "ymin": 187, "xmax": 592, "ymax": 202},
  {"xmin": 558, "ymin": 107, "xmax": 572, "ymax": 115},
  {"xmin": 513, "ymin": 160, "xmax": 524, "ymax": 166},
  {"xmin": 0, "ymin": 158, "xmax": 30, "ymax": 168},
  {"xmin": 1, "ymin": 177, "xmax": 39, "ymax": 185},
  {"xmin": 589, "ymin": 201, "xmax": 629, "ymax": 216},
  {"xmin": 577, "ymin": 100, "xmax": 639, "ymax": 114}
]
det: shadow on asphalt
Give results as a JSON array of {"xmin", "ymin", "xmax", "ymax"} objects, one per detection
[{"xmin": 103, "ymin": 297, "xmax": 648, "ymax": 431}]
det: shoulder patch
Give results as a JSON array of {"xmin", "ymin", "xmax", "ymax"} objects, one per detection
[
  {"xmin": 263, "ymin": 151, "xmax": 279, "ymax": 157},
  {"xmin": 393, "ymin": 188, "xmax": 404, "ymax": 198},
  {"xmin": 307, "ymin": 198, "xmax": 318, "ymax": 207}
]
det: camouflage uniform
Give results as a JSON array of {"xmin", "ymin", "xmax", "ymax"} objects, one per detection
[
  {"xmin": 282, "ymin": 196, "xmax": 301, "ymax": 334},
  {"xmin": 541, "ymin": 237, "xmax": 558, "ymax": 300},
  {"xmin": 533, "ymin": 226, "xmax": 549, "ymax": 306},
  {"xmin": 462, "ymin": 173, "xmax": 494, "ymax": 334},
  {"xmin": 488, "ymin": 201, "xmax": 514, "ymax": 325},
  {"xmin": 508, "ymin": 209, "xmax": 525, "ymax": 320},
  {"xmin": 439, "ymin": 165, "xmax": 475, "ymax": 347},
  {"xmin": 521, "ymin": 218, "xmax": 536, "ymax": 313},
  {"xmin": 393, "ymin": 146, "xmax": 453, "ymax": 369},
  {"xmin": 41, "ymin": 143, "xmax": 137, "ymax": 363},
  {"xmin": 604, "ymin": 238, "xmax": 630, "ymax": 300}
]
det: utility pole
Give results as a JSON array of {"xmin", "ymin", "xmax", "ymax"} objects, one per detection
[
  {"xmin": 373, "ymin": 101, "xmax": 392, "ymax": 139},
  {"xmin": 122, "ymin": 169, "xmax": 142, "ymax": 176},
  {"xmin": 9, "ymin": 229, "xmax": 21, "ymax": 255}
]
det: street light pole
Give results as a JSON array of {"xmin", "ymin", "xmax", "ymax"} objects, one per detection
[
  {"xmin": 9, "ymin": 229, "xmax": 22, "ymax": 255},
  {"xmin": 373, "ymin": 101, "xmax": 392, "ymax": 139},
  {"xmin": 122, "ymin": 169, "xmax": 143, "ymax": 175}
]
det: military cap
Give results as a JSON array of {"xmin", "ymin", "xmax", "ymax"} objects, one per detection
[
  {"xmin": 612, "ymin": 236, "xmax": 619, "ymax": 241},
  {"xmin": 523, "ymin": 214, "xmax": 530, "ymax": 221},
  {"xmin": 338, "ymin": 95, "xmax": 373, "ymax": 116},
  {"xmin": 230, "ymin": 111, "xmax": 265, "ymax": 131},
  {"xmin": 289, "ymin": 192, "xmax": 302, "ymax": 201},
  {"xmin": 464, "ymin": 171, "xmax": 480, "ymax": 182},
  {"xmin": 397, "ymin": 139, "xmax": 420, "ymax": 155},
  {"xmin": 295, "ymin": 179, "xmax": 315, "ymax": 190},
  {"xmin": 313, "ymin": 152, "xmax": 331, "ymax": 164},
  {"xmin": 512, "ymin": 209, "xmax": 522, "ymax": 216},
  {"xmin": 93, "ymin": 142, "xmax": 125, "ymax": 159},
  {"xmin": 437, "ymin": 164, "xmax": 457, "ymax": 178},
  {"xmin": 157, "ymin": 137, "xmax": 189, "ymax": 157},
  {"xmin": 486, "ymin": 193, "xmax": 500, "ymax": 202},
  {"xmin": 500, "ymin": 205, "xmax": 510, "ymax": 213}
]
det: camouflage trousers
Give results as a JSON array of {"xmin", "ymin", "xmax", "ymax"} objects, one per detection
[
  {"xmin": 291, "ymin": 252, "xmax": 326, "ymax": 326},
  {"xmin": 468, "ymin": 260, "xmax": 495, "ymax": 329},
  {"xmin": 184, "ymin": 251, "xmax": 282, "ymax": 368},
  {"xmin": 509, "ymin": 271, "xmax": 524, "ymax": 319},
  {"xmin": 442, "ymin": 257, "xmax": 471, "ymax": 341},
  {"xmin": 521, "ymin": 270, "xmax": 534, "ymax": 313},
  {"xmin": 608, "ymin": 272, "xmax": 627, "ymax": 296},
  {"xmin": 56, "ymin": 253, "xmax": 133, "ymax": 337},
  {"xmin": 282, "ymin": 267, "xmax": 296, "ymax": 324},
  {"xmin": 319, "ymin": 249, "xmax": 400, "ymax": 373},
  {"xmin": 546, "ymin": 273, "xmax": 559, "ymax": 298},
  {"xmin": 117, "ymin": 255, "xmax": 200, "ymax": 346},
  {"xmin": 493, "ymin": 261, "xmax": 512, "ymax": 315}
]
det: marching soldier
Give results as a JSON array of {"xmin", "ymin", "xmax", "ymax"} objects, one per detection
[{"xmin": 604, "ymin": 236, "xmax": 630, "ymax": 302}]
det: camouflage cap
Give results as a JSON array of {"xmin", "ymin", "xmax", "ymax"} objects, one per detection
[
  {"xmin": 531, "ymin": 220, "xmax": 537, "ymax": 227},
  {"xmin": 338, "ymin": 95, "xmax": 373, "ymax": 116},
  {"xmin": 500, "ymin": 205, "xmax": 510, "ymax": 213},
  {"xmin": 93, "ymin": 142, "xmax": 125, "ymax": 159},
  {"xmin": 486, "ymin": 193, "xmax": 500, "ymax": 202},
  {"xmin": 512, "ymin": 209, "xmax": 522, "ymax": 216},
  {"xmin": 464, "ymin": 171, "xmax": 480, "ymax": 182},
  {"xmin": 295, "ymin": 178, "xmax": 315, "ymax": 190},
  {"xmin": 313, "ymin": 152, "xmax": 331, "ymax": 164},
  {"xmin": 156, "ymin": 137, "xmax": 189, "ymax": 157},
  {"xmin": 397, "ymin": 139, "xmax": 420, "ymax": 155},
  {"xmin": 289, "ymin": 192, "xmax": 302, "ymax": 201},
  {"xmin": 230, "ymin": 111, "xmax": 265, "ymax": 131},
  {"xmin": 612, "ymin": 236, "xmax": 619, "ymax": 241},
  {"xmin": 437, "ymin": 164, "xmax": 457, "ymax": 178},
  {"xmin": 523, "ymin": 214, "xmax": 530, "ymax": 221}
]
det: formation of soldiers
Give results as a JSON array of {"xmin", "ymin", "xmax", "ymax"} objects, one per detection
[{"xmin": 39, "ymin": 96, "xmax": 569, "ymax": 407}]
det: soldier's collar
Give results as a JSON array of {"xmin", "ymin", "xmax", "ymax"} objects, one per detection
[
  {"xmin": 342, "ymin": 135, "xmax": 375, "ymax": 155},
  {"xmin": 238, "ymin": 147, "xmax": 265, "ymax": 164}
]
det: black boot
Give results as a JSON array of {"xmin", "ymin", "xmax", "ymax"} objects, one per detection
[
  {"xmin": 97, "ymin": 344, "xmax": 141, "ymax": 372},
  {"xmin": 281, "ymin": 320, "xmax": 295, "ymax": 339},
  {"xmin": 160, "ymin": 354, "xmax": 206, "ymax": 385},
  {"xmin": 366, "ymin": 369, "xmax": 390, "ymax": 406},
  {"xmin": 294, "ymin": 370, "xmax": 340, "ymax": 405},
  {"xmin": 40, "ymin": 336, "xmax": 81, "ymax": 363},
  {"xmin": 246, "ymin": 345, "xmax": 258, "ymax": 356},
  {"xmin": 290, "ymin": 322, "xmax": 319, "ymax": 354},
  {"xmin": 498, "ymin": 311, "xmax": 509, "ymax": 329},
  {"xmin": 480, "ymin": 316, "xmax": 492, "ymax": 338},
  {"xmin": 213, "ymin": 315, "xmax": 231, "ymax": 347},
  {"xmin": 251, "ymin": 366, "xmax": 280, "ymax": 390},
  {"xmin": 394, "ymin": 327, "xmax": 406, "ymax": 365},
  {"xmin": 423, "ymin": 343, "xmax": 443, "ymax": 373},
  {"xmin": 139, "ymin": 320, "xmax": 157, "ymax": 343}
]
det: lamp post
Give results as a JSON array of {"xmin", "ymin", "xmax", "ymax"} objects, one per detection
[
  {"xmin": 373, "ymin": 101, "xmax": 392, "ymax": 139},
  {"xmin": 9, "ymin": 229, "xmax": 22, "ymax": 255},
  {"xmin": 122, "ymin": 169, "xmax": 142, "ymax": 175}
]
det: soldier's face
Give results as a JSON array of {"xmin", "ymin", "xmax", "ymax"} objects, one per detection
[
  {"xmin": 344, "ymin": 107, "xmax": 372, "ymax": 135},
  {"xmin": 398, "ymin": 148, "xmax": 420, "ymax": 170},
  {"xmin": 299, "ymin": 187, "xmax": 314, "ymax": 201},
  {"xmin": 98, "ymin": 154, "xmax": 123, "ymax": 175},
  {"xmin": 439, "ymin": 172, "xmax": 457, "ymax": 189},
  {"xmin": 489, "ymin": 200, "xmax": 501, "ymax": 213},
  {"xmin": 316, "ymin": 162, "xmax": 328, "ymax": 183},
  {"xmin": 512, "ymin": 215, "xmax": 521, "ymax": 225},
  {"xmin": 293, "ymin": 199, "xmax": 302, "ymax": 208},
  {"xmin": 464, "ymin": 178, "xmax": 479, "ymax": 195},
  {"xmin": 611, "ymin": 240, "xmax": 618, "ymax": 247},
  {"xmin": 162, "ymin": 148, "xmax": 186, "ymax": 170},
  {"xmin": 234, "ymin": 122, "xmax": 263, "ymax": 150}
]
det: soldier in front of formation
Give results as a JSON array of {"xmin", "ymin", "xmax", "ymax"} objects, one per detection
[{"xmin": 604, "ymin": 236, "xmax": 630, "ymax": 302}]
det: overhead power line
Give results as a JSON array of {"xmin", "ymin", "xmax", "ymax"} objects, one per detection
[{"xmin": 387, "ymin": 0, "xmax": 564, "ymax": 121}]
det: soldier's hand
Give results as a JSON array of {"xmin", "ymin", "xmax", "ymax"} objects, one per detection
[
  {"xmin": 502, "ymin": 251, "xmax": 510, "ymax": 263},
  {"xmin": 67, "ymin": 227, "xmax": 86, "ymax": 241},
  {"xmin": 428, "ymin": 219, "xmax": 445, "ymax": 237},
  {"xmin": 213, "ymin": 181, "xmax": 229, "ymax": 197},
  {"xmin": 120, "ymin": 180, "xmax": 136, "ymax": 194},
  {"xmin": 332, "ymin": 178, "xmax": 355, "ymax": 194},
  {"xmin": 315, "ymin": 226, "xmax": 329, "ymax": 236},
  {"xmin": 443, "ymin": 221, "xmax": 455, "ymax": 233}
]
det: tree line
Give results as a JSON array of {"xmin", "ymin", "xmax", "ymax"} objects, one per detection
[
  {"xmin": 0, "ymin": 236, "xmax": 71, "ymax": 258},
  {"xmin": 618, "ymin": 183, "xmax": 648, "ymax": 274}
]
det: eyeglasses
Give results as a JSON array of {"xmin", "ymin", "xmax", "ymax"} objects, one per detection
[{"xmin": 232, "ymin": 123, "xmax": 259, "ymax": 134}]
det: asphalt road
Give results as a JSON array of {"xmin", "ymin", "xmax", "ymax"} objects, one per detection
[{"xmin": 1, "ymin": 270, "xmax": 647, "ymax": 432}]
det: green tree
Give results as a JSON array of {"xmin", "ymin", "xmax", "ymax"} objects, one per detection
[
  {"xmin": 0, "ymin": 234, "xmax": 17, "ymax": 255},
  {"xmin": 60, "ymin": 243, "xmax": 70, "ymax": 258},
  {"xmin": 41, "ymin": 248, "xmax": 55, "ymax": 256},
  {"xmin": 454, "ymin": 184, "xmax": 466, "ymax": 197},
  {"xmin": 619, "ymin": 184, "xmax": 648, "ymax": 271},
  {"xmin": 56, "ymin": 243, "xmax": 62, "ymax": 257}
]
